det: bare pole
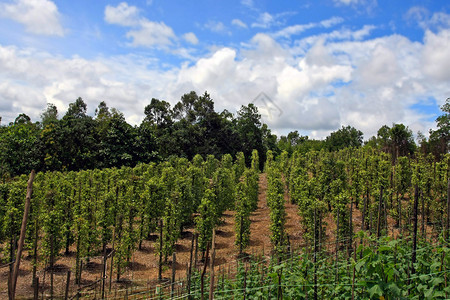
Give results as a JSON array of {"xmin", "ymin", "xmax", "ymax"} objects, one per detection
[
  {"xmin": 209, "ymin": 229, "xmax": 216, "ymax": 300},
  {"xmin": 10, "ymin": 170, "xmax": 35, "ymax": 300}
]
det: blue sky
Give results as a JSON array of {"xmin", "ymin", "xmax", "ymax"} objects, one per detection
[{"xmin": 0, "ymin": 0, "xmax": 449, "ymax": 139}]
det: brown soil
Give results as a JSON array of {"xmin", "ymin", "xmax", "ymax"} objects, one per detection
[{"xmin": 0, "ymin": 173, "xmax": 434, "ymax": 299}]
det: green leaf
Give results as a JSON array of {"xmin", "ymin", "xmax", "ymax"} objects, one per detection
[
  {"xmin": 388, "ymin": 282, "xmax": 401, "ymax": 296},
  {"xmin": 433, "ymin": 291, "xmax": 445, "ymax": 298},
  {"xmin": 429, "ymin": 277, "xmax": 444, "ymax": 287},
  {"xmin": 369, "ymin": 284, "xmax": 383, "ymax": 298},
  {"xmin": 355, "ymin": 259, "xmax": 365, "ymax": 272},
  {"xmin": 378, "ymin": 245, "xmax": 391, "ymax": 252},
  {"xmin": 424, "ymin": 287, "xmax": 434, "ymax": 299}
]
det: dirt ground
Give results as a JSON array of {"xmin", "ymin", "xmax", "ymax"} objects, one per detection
[{"xmin": 0, "ymin": 173, "xmax": 430, "ymax": 299}]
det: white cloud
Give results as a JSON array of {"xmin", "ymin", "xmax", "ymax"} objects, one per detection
[
  {"xmin": 183, "ymin": 32, "xmax": 199, "ymax": 45},
  {"xmin": 356, "ymin": 44, "xmax": 401, "ymax": 87},
  {"xmin": 241, "ymin": 0, "xmax": 253, "ymax": 7},
  {"xmin": 232, "ymin": 19, "xmax": 247, "ymax": 29},
  {"xmin": 0, "ymin": 0, "xmax": 64, "ymax": 36},
  {"xmin": 422, "ymin": 29, "xmax": 450, "ymax": 81},
  {"xmin": 334, "ymin": 0, "xmax": 359, "ymax": 5},
  {"xmin": 0, "ymin": 26, "xmax": 447, "ymax": 139},
  {"xmin": 104, "ymin": 2, "xmax": 140, "ymax": 26},
  {"xmin": 274, "ymin": 23, "xmax": 315, "ymax": 38},
  {"xmin": 429, "ymin": 12, "xmax": 450, "ymax": 28},
  {"xmin": 320, "ymin": 17, "xmax": 344, "ymax": 28},
  {"xmin": 251, "ymin": 11, "xmax": 296, "ymax": 29},
  {"xmin": 104, "ymin": 2, "xmax": 176, "ymax": 48},
  {"xmin": 204, "ymin": 20, "xmax": 230, "ymax": 35},
  {"xmin": 126, "ymin": 20, "xmax": 176, "ymax": 47},
  {"xmin": 333, "ymin": 0, "xmax": 378, "ymax": 14},
  {"xmin": 252, "ymin": 12, "xmax": 275, "ymax": 28},
  {"xmin": 274, "ymin": 17, "xmax": 344, "ymax": 39},
  {"xmin": 405, "ymin": 7, "xmax": 450, "ymax": 31}
]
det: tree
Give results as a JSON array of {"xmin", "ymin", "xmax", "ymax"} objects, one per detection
[
  {"xmin": 428, "ymin": 98, "xmax": 449, "ymax": 159},
  {"xmin": 375, "ymin": 123, "xmax": 415, "ymax": 161},
  {"xmin": 97, "ymin": 108, "xmax": 136, "ymax": 168},
  {"xmin": 37, "ymin": 104, "xmax": 63, "ymax": 171},
  {"xmin": 60, "ymin": 98, "xmax": 98, "ymax": 171},
  {"xmin": 390, "ymin": 124, "xmax": 415, "ymax": 159},
  {"xmin": 144, "ymin": 98, "xmax": 173, "ymax": 128},
  {"xmin": 325, "ymin": 125, "xmax": 363, "ymax": 151},
  {"xmin": 0, "ymin": 115, "xmax": 40, "ymax": 176},
  {"xmin": 66, "ymin": 97, "xmax": 88, "ymax": 118},
  {"xmin": 236, "ymin": 104, "xmax": 265, "ymax": 169},
  {"xmin": 41, "ymin": 103, "xmax": 59, "ymax": 126}
]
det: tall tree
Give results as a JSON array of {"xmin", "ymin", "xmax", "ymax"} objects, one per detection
[
  {"xmin": 0, "ymin": 114, "xmax": 40, "ymax": 176},
  {"xmin": 325, "ymin": 125, "xmax": 363, "ymax": 151},
  {"xmin": 375, "ymin": 123, "xmax": 415, "ymax": 161},
  {"xmin": 60, "ymin": 97, "xmax": 98, "ymax": 171},
  {"xmin": 428, "ymin": 98, "xmax": 449, "ymax": 159},
  {"xmin": 235, "ymin": 104, "xmax": 265, "ymax": 169}
]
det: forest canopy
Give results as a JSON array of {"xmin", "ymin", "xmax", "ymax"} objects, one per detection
[{"xmin": 0, "ymin": 93, "xmax": 448, "ymax": 177}]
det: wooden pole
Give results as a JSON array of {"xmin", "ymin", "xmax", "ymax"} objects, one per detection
[
  {"xmin": 10, "ymin": 170, "xmax": 35, "ymax": 300},
  {"xmin": 313, "ymin": 208, "xmax": 317, "ymax": 300},
  {"xmin": 377, "ymin": 186, "xmax": 384, "ymax": 238},
  {"xmin": 64, "ymin": 271, "xmax": 71, "ymax": 300},
  {"xmin": 159, "ymin": 219, "xmax": 163, "ymax": 281},
  {"xmin": 194, "ymin": 233, "xmax": 199, "ymax": 271},
  {"xmin": 200, "ymin": 242, "xmax": 210, "ymax": 300},
  {"xmin": 33, "ymin": 277, "xmax": 39, "ymax": 300},
  {"xmin": 412, "ymin": 184, "xmax": 419, "ymax": 275},
  {"xmin": 335, "ymin": 208, "xmax": 339, "ymax": 286},
  {"xmin": 171, "ymin": 252, "xmax": 176, "ymax": 298},
  {"xmin": 447, "ymin": 178, "xmax": 450, "ymax": 242},
  {"xmin": 187, "ymin": 233, "xmax": 195, "ymax": 299},
  {"xmin": 101, "ymin": 243, "xmax": 107, "ymax": 299},
  {"xmin": 209, "ymin": 229, "xmax": 216, "ymax": 300}
]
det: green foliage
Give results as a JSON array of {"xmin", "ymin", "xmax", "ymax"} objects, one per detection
[
  {"xmin": 325, "ymin": 125, "xmax": 363, "ymax": 151},
  {"xmin": 195, "ymin": 189, "xmax": 218, "ymax": 251},
  {"xmin": 266, "ymin": 166, "xmax": 287, "ymax": 254},
  {"xmin": 234, "ymin": 181, "xmax": 252, "ymax": 253},
  {"xmin": 233, "ymin": 152, "xmax": 246, "ymax": 183},
  {"xmin": 205, "ymin": 235, "xmax": 450, "ymax": 299},
  {"xmin": 212, "ymin": 167, "xmax": 235, "ymax": 214},
  {"xmin": 251, "ymin": 149, "xmax": 259, "ymax": 173}
]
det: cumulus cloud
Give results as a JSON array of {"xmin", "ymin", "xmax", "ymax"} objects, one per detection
[
  {"xmin": 232, "ymin": 19, "xmax": 247, "ymax": 29},
  {"xmin": 422, "ymin": 29, "xmax": 450, "ymax": 81},
  {"xmin": 104, "ymin": 2, "xmax": 140, "ymax": 26},
  {"xmin": 405, "ymin": 7, "xmax": 450, "ymax": 31},
  {"xmin": 183, "ymin": 32, "xmax": 199, "ymax": 45},
  {"xmin": 0, "ymin": 0, "xmax": 64, "ymax": 36},
  {"xmin": 126, "ymin": 20, "xmax": 176, "ymax": 47},
  {"xmin": 0, "ymin": 25, "xmax": 447, "ymax": 139},
  {"xmin": 104, "ymin": 2, "xmax": 176, "ymax": 48}
]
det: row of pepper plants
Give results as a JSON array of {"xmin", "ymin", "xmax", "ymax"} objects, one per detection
[{"xmin": 0, "ymin": 150, "xmax": 260, "ymax": 297}]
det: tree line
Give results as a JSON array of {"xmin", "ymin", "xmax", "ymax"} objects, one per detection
[{"xmin": 0, "ymin": 93, "xmax": 448, "ymax": 178}]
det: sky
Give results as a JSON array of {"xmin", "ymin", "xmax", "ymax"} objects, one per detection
[{"xmin": 0, "ymin": 0, "xmax": 449, "ymax": 139}]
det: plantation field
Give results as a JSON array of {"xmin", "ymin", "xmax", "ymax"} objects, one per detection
[{"xmin": 0, "ymin": 149, "xmax": 449, "ymax": 299}]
